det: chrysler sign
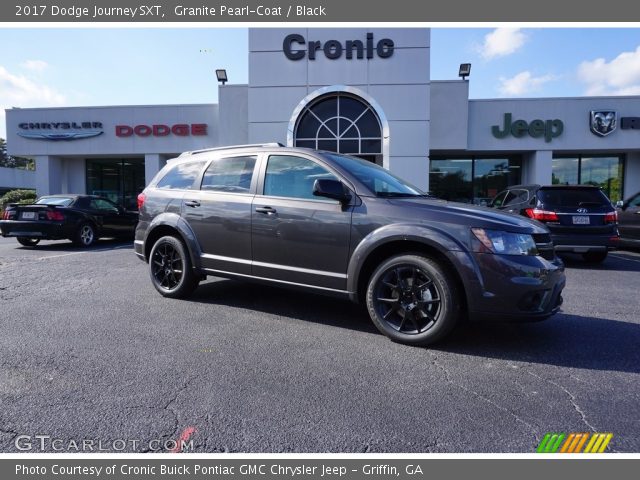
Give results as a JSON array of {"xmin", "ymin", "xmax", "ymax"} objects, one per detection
[{"xmin": 17, "ymin": 121, "xmax": 103, "ymax": 141}]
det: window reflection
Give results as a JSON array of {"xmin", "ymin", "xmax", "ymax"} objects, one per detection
[
  {"xmin": 552, "ymin": 155, "xmax": 623, "ymax": 202},
  {"xmin": 429, "ymin": 156, "xmax": 522, "ymax": 204}
]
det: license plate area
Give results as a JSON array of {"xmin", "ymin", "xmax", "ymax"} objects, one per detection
[
  {"xmin": 21, "ymin": 211, "xmax": 36, "ymax": 220},
  {"xmin": 572, "ymin": 215, "xmax": 590, "ymax": 225}
]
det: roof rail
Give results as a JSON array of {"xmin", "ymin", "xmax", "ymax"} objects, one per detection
[{"xmin": 178, "ymin": 143, "xmax": 285, "ymax": 157}]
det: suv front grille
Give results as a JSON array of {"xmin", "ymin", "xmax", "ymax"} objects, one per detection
[{"xmin": 532, "ymin": 233, "xmax": 555, "ymax": 260}]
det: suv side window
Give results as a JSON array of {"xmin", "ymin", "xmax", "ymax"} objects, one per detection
[
  {"xmin": 263, "ymin": 155, "xmax": 337, "ymax": 200},
  {"xmin": 156, "ymin": 161, "xmax": 205, "ymax": 190},
  {"xmin": 201, "ymin": 156, "xmax": 257, "ymax": 193},
  {"xmin": 505, "ymin": 189, "xmax": 528, "ymax": 206},
  {"xmin": 629, "ymin": 194, "xmax": 640, "ymax": 207},
  {"xmin": 491, "ymin": 190, "xmax": 509, "ymax": 207}
]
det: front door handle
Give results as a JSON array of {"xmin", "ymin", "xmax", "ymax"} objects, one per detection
[
  {"xmin": 255, "ymin": 206, "xmax": 277, "ymax": 214},
  {"xmin": 184, "ymin": 200, "xmax": 201, "ymax": 208}
]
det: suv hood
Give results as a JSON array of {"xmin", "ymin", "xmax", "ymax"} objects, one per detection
[{"xmin": 388, "ymin": 197, "xmax": 549, "ymax": 234}]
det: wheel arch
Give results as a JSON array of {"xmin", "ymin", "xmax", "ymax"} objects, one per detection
[
  {"xmin": 143, "ymin": 213, "xmax": 203, "ymax": 271},
  {"xmin": 347, "ymin": 225, "xmax": 478, "ymax": 316}
]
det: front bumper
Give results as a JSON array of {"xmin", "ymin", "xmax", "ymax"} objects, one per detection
[
  {"xmin": 464, "ymin": 251, "xmax": 566, "ymax": 323},
  {"xmin": 0, "ymin": 220, "xmax": 69, "ymax": 239}
]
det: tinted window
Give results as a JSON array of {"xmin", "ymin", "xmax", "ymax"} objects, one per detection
[
  {"xmin": 36, "ymin": 196, "xmax": 74, "ymax": 206},
  {"xmin": 490, "ymin": 191, "xmax": 509, "ymax": 207},
  {"xmin": 326, "ymin": 153, "xmax": 423, "ymax": 197},
  {"xmin": 90, "ymin": 198, "xmax": 118, "ymax": 212},
  {"xmin": 201, "ymin": 156, "xmax": 257, "ymax": 193},
  {"xmin": 629, "ymin": 194, "xmax": 640, "ymax": 207},
  {"xmin": 156, "ymin": 161, "xmax": 205, "ymax": 190},
  {"xmin": 264, "ymin": 155, "xmax": 337, "ymax": 200},
  {"xmin": 538, "ymin": 188, "xmax": 610, "ymax": 207},
  {"xmin": 505, "ymin": 189, "xmax": 529, "ymax": 205}
]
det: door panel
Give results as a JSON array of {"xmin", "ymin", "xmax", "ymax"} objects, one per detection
[
  {"xmin": 619, "ymin": 194, "xmax": 640, "ymax": 240},
  {"xmin": 251, "ymin": 154, "xmax": 352, "ymax": 290},
  {"xmin": 184, "ymin": 155, "xmax": 258, "ymax": 274}
]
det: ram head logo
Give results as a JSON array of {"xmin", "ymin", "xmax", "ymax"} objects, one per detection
[{"xmin": 590, "ymin": 110, "xmax": 617, "ymax": 137}]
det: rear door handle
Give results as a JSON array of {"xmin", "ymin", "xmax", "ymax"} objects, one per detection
[
  {"xmin": 255, "ymin": 206, "xmax": 277, "ymax": 214},
  {"xmin": 184, "ymin": 200, "xmax": 201, "ymax": 208}
]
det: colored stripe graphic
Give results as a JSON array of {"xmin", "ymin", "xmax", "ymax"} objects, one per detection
[{"xmin": 537, "ymin": 433, "xmax": 613, "ymax": 453}]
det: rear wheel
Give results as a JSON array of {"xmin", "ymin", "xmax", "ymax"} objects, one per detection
[
  {"xmin": 149, "ymin": 235, "xmax": 199, "ymax": 298},
  {"xmin": 17, "ymin": 237, "xmax": 40, "ymax": 247},
  {"xmin": 73, "ymin": 222, "xmax": 96, "ymax": 247},
  {"xmin": 582, "ymin": 251, "xmax": 608, "ymax": 263},
  {"xmin": 366, "ymin": 254, "xmax": 460, "ymax": 346}
]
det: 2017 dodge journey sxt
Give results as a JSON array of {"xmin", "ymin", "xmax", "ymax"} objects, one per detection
[{"xmin": 135, "ymin": 144, "xmax": 565, "ymax": 346}]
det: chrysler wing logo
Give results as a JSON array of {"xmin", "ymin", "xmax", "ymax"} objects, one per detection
[
  {"xmin": 17, "ymin": 131, "xmax": 103, "ymax": 141},
  {"xmin": 590, "ymin": 110, "xmax": 617, "ymax": 137}
]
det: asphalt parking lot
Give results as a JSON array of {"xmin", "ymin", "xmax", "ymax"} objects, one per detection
[{"xmin": 0, "ymin": 236, "xmax": 638, "ymax": 453}]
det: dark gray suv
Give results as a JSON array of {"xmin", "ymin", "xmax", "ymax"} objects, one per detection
[{"xmin": 135, "ymin": 144, "xmax": 565, "ymax": 346}]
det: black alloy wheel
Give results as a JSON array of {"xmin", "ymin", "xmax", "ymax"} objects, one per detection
[
  {"xmin": 366, "ymin": 255, "xmax": 459, "ymax": 346},
  {"xmin": 149, "ymin": 236, "xmax": 199, "ymax": 298}
]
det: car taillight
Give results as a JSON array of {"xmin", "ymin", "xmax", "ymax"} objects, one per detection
[
  {"xmin": 137, "ymin": 193, "xmax": 146, "ymax": 210},
  {"xmin": 604, "ymin": 211, "xmax": 618, "ymax": 224},
  {"xmin": 524, "ymin": 208, "xmax": 559, "ymax": 222},
  {"xmin": 46, "ymin": 210, "xmax": 65, "ymax": 221}
]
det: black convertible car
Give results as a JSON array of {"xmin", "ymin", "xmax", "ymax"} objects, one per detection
[{"xmin": 0, "ymin": 194, "xmax": 138, "ymax": 247}]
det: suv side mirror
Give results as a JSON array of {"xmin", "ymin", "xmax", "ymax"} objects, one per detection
[
  {"xmin": 313, "ymin": 179, "xmax": 351, "ymax": 203},
  {"xmin": 615, "ymin": 200, "xmax": 624, "ymax": 208}
]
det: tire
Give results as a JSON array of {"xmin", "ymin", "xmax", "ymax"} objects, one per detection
[
  {"xmin": 73, "ymin": 222, "xmax": 97, "ymax": 247},
  {"xmin": 149, "ymin": 235, "xmax": 199, "ymax": 298},
  {"xmin": 582, "ymin": 251, "xmax": 608, "ymax": 263},
  {"xmin": 366, "ymin": 254, "xmax": 460, "ymax": 346},
  {"xmin": 17, "ymin": 237, "xmax": 40, "ymax": 247}
]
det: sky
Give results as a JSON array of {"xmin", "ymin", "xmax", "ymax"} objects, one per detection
[{"xmin": 2, "ymin": 27, "xmax": 640, "ymax": 139}]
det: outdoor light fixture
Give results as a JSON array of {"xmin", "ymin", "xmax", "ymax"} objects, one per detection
[
  {"xmin": 459, "ymin": 63, "xmax": 471, "ymax": 80},
  {"xmin": 216, "ymin": 69, "xmax": 228, "ymax": 85}
]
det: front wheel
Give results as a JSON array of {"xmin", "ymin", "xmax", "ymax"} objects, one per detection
[
  {"xmin": 149, "ymin": 236, "xmax": 199, "ymax": 298},
  {"xmin": 366, "ymin": 255, "xmax": 460, "ymax": 346},
  {"xmin": 17, "ymin": 237, "xmax": 40, "ymax": 247}
]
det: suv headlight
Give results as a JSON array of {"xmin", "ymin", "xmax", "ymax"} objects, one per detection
[{"xmin": 471, "ymin": 228, "xmax": 538, "ymax": 256}]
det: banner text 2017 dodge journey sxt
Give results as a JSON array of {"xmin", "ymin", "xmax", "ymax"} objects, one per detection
[{"xmin": 135, "ymin": 144, "xmax": 565, "ymax": 346}]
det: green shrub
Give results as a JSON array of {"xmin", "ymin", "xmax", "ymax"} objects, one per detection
[{"xmin": 0, "ymin": 189, "xmax": 37, "ymax": 212}]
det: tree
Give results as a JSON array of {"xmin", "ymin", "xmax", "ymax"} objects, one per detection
[{"xmin": 0, "ymin": 138, "xmax": 35, "ymax": 170}]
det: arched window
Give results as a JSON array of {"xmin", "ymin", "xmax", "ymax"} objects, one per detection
[{"xmin": 293, "ymin": 93, "xmax": 383, "ymax": 165}]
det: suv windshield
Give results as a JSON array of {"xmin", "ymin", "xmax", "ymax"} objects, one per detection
[
  {"xmin": 537, "ymin": 188, "xmax": 610, "ymax": 207},
  {"xmin": 325, "ymin": 153, "xmax": 425, "ymax": 197}
]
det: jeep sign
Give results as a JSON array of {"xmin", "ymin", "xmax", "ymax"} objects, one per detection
[{"xmin": 492, "ymin": 113, "xmax": 563, "ymax": 143}]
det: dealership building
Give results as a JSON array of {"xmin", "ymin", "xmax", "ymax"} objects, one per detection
[{"xmin": 5, "ymin": 28, "xmax": 640, "ymax": 209}]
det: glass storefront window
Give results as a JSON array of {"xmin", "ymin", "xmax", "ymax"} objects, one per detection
[
  {"xmin": 552, "ymin": 155, "xmax": 624, "ymax": 202},
  {"xmin": 429, "ymin": 156, "xmax": 522, "ymax": 204},
  {"xmin": 86, "ymin": 158, "xmax": 146, "ymax": 210},
  {"xmin": 552, "ymin": 157, "xmax": 579, "ymax": 185}
]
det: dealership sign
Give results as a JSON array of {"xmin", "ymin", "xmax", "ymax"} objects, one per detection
[
  {"xmin": 17, "ymin": 121, "xmax": 103, "ymax": 141},
  {"xmin": 492, "ymin": 113, "xmax": 564, "ymax": 143},
  {"xmin": 590, "ymin": 110, "xmax": 617, "ymax": 137},
  {"xmin": 115, "ymin": 124, "xmax": 208, "ymax": 137},
  {"xmin": 589, "ymin": 110, "xmax": 640, "ymax": 136},
  {"xmin": 283, "ymin": 32, "xmax": 394, "ymax": 60}
]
